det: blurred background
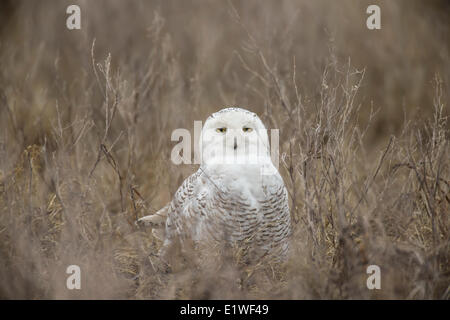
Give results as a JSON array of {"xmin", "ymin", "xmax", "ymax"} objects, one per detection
[
  {"xmin": 1, "ymin": 0, "xmax": 449, "ymax": 143},
  {"xmin": 0, "ymin": 0, "xmax": 448, "ymax": 299}
]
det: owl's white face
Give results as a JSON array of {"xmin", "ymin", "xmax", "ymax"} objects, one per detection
[{"xmin": 199, "ymin": 108, "xmax": 271, "ymax": 167}]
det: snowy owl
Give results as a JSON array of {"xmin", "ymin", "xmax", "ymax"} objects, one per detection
[{"xmin": 138, "ymin": 107, "xmax": 291, "ymax": 263}]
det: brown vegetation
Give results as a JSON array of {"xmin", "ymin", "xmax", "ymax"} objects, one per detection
[{"xmin": 0, "ymin": 0, "xmax": 448, "ymax": 299}]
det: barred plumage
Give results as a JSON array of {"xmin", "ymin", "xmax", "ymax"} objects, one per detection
[{"xmin": 138, "ymin": 107, "xmax": 291, "ymax": 262}]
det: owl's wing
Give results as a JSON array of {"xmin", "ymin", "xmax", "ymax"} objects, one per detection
[
  {"xmin": 137, "ymin": 203, "xmax": 169, "ymax": 227},
  {"xmin": 258, "ymin": 180, "xmax": 292, "ymax": 259},
  {"xmin": 165, "ymin": 170, "xmax": 205, "ymax": 239},
  {"xmin": 137, "ymin": 203, "xmax": 170, "ymax": 240},
  {"xmin": 137, "ymin": 170, "xmax": 203, "ymax": 242}
]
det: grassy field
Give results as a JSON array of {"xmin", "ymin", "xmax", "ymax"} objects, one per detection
[{"xmin": 0, "ymin": 0, "xmax": 448, "ymax": 299}]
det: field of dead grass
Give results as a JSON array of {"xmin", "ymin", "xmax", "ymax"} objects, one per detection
[{"xmin": 0, "ymin": 0, "xmax": 448, "ymax": 299}]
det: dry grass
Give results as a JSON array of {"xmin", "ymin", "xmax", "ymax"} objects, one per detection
[{"xmin": 0, "ymin": 0, "xmax": 449, "ymax": 299}]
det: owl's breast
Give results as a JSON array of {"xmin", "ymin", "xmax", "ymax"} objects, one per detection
[
  {"xmin": 204, "ymin": 163, "xmax": 280, "ymax": 200},
  {"xmin": 189, "ymin": 164, "xmax": 290, "ymax": 257},
  {"xmin": 201, "ymin": 164, "xmax": 283, "ymax": 226}
]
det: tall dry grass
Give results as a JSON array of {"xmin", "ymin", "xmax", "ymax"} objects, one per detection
[{"xmin": 0, "ymin": 0, "xmax": 448, "ymax": 299}]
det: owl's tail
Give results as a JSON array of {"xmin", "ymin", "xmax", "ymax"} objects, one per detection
[{"xmin": 136, "ymin": 204, "xmax": 169, "ymax": 241}]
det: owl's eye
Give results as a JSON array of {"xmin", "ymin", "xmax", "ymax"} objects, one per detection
[
  {"xmin": 216, "ymin": 127, "xmax": 227, "ymax": 133},
  {"xmin": 242, "ymin": 127, "xmax": 253, "ymax": 133}
]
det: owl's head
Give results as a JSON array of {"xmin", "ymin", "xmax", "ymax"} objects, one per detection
[{"xmin": 199, "ymin": 107, "xmax": 271, "ymax": 167}]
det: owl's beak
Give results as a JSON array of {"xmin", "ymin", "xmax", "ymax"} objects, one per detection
[{"xmin": 233, "ymin": 138, "xmax": 238, "ymax": 150}]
